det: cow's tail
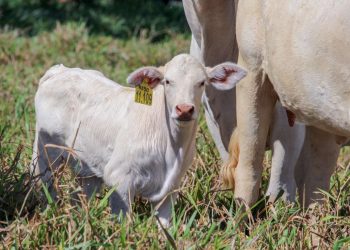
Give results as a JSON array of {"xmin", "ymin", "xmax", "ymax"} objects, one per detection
[
  {"xmin": 39, "ymin": 64, "xmax": 66, "ymax": 85},
  {"xmin": 221, "ymin": 128, "xmax": 239, "ymax": 190}
]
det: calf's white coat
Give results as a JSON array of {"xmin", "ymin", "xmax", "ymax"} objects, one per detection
[{"xmin": 32, "ymin": 54, "xmax": 246, "ymax": 225}]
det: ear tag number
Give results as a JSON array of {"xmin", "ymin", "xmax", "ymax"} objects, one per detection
[{"xmin": 135, "ymin": 79, "xmax": 153, "ymax": 106}]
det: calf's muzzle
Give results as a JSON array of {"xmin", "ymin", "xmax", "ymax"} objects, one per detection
[{"xmin": 175, "ymin": 104, "xmax": 195, "ymax": 121}]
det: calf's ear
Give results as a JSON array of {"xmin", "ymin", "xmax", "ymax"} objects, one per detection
[
  {"xmin": 127, "ymin": 66, "xmax": 164, "ymax": 88},
  {"xmin": 207, "ymin": 63, "xmax": 247, "ymax": 91}
]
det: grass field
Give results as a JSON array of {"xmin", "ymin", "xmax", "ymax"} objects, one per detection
[{"xmin": 0, "ymin": 2, "xmax": 349, "ymax": 249}]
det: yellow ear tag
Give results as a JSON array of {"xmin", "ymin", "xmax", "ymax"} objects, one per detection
[{"xmin": 134, "ymin": 79, "xmax": 153, "ymax": 106}]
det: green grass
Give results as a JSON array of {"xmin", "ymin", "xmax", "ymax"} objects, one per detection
[{"xmin": 0, "ymin": 22, "xmax": 349, "ymax": 249}]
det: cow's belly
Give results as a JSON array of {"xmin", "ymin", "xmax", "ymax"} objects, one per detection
[
  {"xmin": 275, "ymin": 81, "xmax": 350, "ymax": 137},
  {"xmin": 267, "ymin": 50, "xmax": 350, "ymax": 137},
  {"xmin": 264, "ymin": 0, "xmax": 350, "ymax": 136}
]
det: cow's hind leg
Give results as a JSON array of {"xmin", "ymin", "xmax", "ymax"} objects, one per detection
[
  {"xmin": 228, "ymin": 0, "xmax": 278, "ymax": 206},
  {"xmin": 295, "ymin": 126, "xmax": 340, "ymax": 206},
  {"xmin": 232, "ymin": 63, "xmax": 277, "ymax": 206},
  {"xmin": 266, "ymin": 102, "xmax": 305, "ymax": 202}
]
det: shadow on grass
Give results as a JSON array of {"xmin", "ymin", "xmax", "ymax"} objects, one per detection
[
  {"xmin": 0, "ymin": 134, "xmax": 38, "ymax": 223},
  {"xmin": 0, "ymin": 0, "xmax": 189, "ymax": 41}
]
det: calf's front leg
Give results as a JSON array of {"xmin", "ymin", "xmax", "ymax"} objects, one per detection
[
  {"xmin": 152, "ymin": 193, "xmax": 177, "ymax": 228},
  {"xmin": 109, "ymin": 183, "xmax": 135, "ymax": 219}
]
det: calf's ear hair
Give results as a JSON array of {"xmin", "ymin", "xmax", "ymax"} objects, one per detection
[
  {"xmin": 127, "ymin": 66, "xmax": 164, "ymax": 88},
  {"xmin": 207, "ymin": 63, "xmax": 247, "ymax": 91}
]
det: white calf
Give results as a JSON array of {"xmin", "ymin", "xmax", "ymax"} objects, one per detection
[{"xmin": 32, "ymin": 54, "xmax": 246, "ymax": 226}]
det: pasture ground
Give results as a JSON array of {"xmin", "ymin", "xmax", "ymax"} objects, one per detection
[{"xmin": 0, "ymin": 2, "xmax": 349, "ymax": 249}]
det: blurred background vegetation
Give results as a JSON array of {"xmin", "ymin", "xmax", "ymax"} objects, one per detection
[{"xmin": 0, "ymin": 0, "xmax": 189, "ymax": 41}]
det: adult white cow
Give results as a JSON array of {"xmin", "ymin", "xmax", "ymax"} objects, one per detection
[
  {"xmin": 31, "ymin": 54, "xmax": 246, "ymax": 226},
  {"xmin": 182, "ymin": 0, "xmax": 305, "ymax": 202},
  {"xmin": 231, "ymin": 0, "xmax": 349, "ymax": 206}
]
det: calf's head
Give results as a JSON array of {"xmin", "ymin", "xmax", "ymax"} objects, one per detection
[{"xmin": 127, "ymin": 54, "xmax": 246, "ymax": 123}]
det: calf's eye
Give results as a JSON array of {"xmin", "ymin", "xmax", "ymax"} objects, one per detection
[
  {"xmin": 200, "ymin": 81, "xmax": 205, "ymax": 87},
  {"xmin": 165, "ymin": 80, "xmax": 170, "ymax": 85}
]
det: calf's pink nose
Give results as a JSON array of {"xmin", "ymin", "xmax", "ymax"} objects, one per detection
[{"xmin": 176, "ymin": 104, "xmax": 195, "ymax": 121}]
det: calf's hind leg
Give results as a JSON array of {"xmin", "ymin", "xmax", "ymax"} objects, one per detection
[
  {"xmin": 32, "ymin": 129, "xmax": 67, "ymax": 200},
  {"xmin": 77, "ymin": 174, "xmax": 103, "ymax": 199}
]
